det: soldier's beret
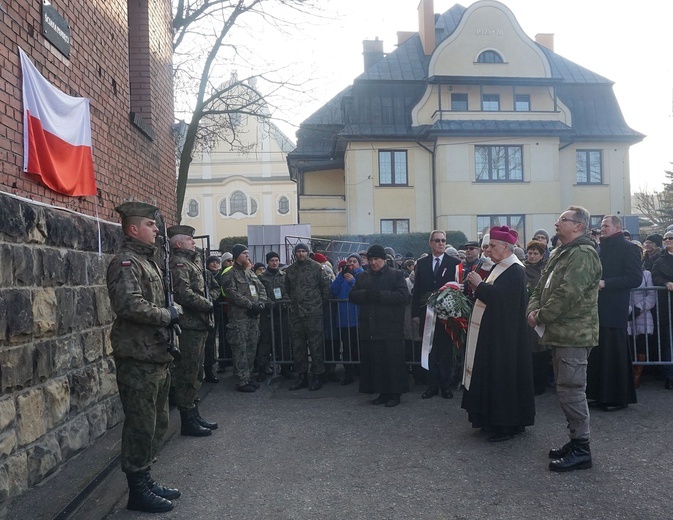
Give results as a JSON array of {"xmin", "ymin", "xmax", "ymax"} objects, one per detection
[
  {"xmin": 167, "ymin": 225, "xmax": 196, "ymax": 238},
  {"xmin": 114, "ymin": 201, "xmax": 159, "ymax": 220}
]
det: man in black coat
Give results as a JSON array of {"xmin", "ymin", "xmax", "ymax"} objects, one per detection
[
  {"xmin": 349, "ymin": 244, "xmax": 410, "ymax": 407},
  {"xmin": 411, "ymin": 230, "xmax": 461, "ymax": 399},
  {"xmin": 586, "ymin": 215, "xmax": 642, "ymax": 411}
]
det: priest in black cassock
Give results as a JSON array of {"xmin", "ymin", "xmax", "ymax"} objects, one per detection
[{"xmin": 461, "ymin": 226, "xmax": 535, "ymax": 442}]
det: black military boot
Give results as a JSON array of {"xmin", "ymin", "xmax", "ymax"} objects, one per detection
[
  {"xmin": 289, "ymin": 372, "xmax": 308, "ymax": 391},
  {"xmin": 194, "ymin": 404, "xmax": 218, "ymax": 430},
  {"xmin": 309, "ymin": 373, "xmax": 323, "ymax": 392},
  {"xmin": 549, "ymin": 439, "xmax": 592, "ymax": 472},
  {"xmin": 144, "ymin": 470, "xmax": 181, "ymax": 500},
  {"xmin": 204, "ymin": 366, "xmax": 219, "ymax": 383},
  {"xmin": 180, "ymin": 408, "xmax": 212, "ymax": 437},
  {"xmin": 548, "ymin": 440, "xmax": 574, "ymax": 459},
  {"xmin": 126, "ymin": 472, "xmax": 173, "ymax": 512}
]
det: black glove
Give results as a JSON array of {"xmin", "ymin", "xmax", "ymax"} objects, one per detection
[
  {"xmin": 246, "ymin": 303, "xmax": 264, "ymax": 317},
  {"xmin": 168, "ymin": 306, "xmax": 180, "ymax": 325}
]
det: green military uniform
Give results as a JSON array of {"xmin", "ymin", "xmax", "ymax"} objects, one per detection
[
  {"xmin": 169, "ymin": 242, "xmax": 213, "ymax": 411},
  {"xmin": 285, "ymin": 257, "xmax": 330, "ymax": 375},
  {"xmin": 257, "ymin": 265, "xmax": 291, "ymax": 375},
  {"xmin": 221, "ymin": 261, "xmax": 268, "ymax": 387}
]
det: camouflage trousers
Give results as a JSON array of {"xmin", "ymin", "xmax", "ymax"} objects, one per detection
[
  {"xmin": 116, "ymin": 359, "xmax": 171, "ymax": 474},
  {"xmin": 174, "ymin": 329, "xmax": 207, "ymax": 410},
  {"xmin": 227, "ymin": 317, "xmax": 260, "ymax": 386},
  {"xmin": 290, "ymin": 311, "xmax": 325, "ymax": 375}
]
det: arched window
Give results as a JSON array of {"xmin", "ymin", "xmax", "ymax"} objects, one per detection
[
  {"xmin": 477, "ymin": 50, "xmax": 503, "ymax": 63},
  {"xmin": 278, "ymin": 196, "xmax": 290, "ymax": 215},
  {"xmin": 250, "ymin": 198, "xmax": 258, "ymax": 215},
  {"xmin": 218, "ymin": 199, "xmax": 227, "ymax": 216},
  {"xmin": 186, "ymin": 199, "xmax": 199, "ymax": 217},
  {"xmin": 230, "ymin": 191, "xmax": 247, "ymax": 215}
]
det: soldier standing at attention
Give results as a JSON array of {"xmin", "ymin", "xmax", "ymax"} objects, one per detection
[
  {"xmin": 168, "ymin": 225, "xmax": 217, "ymax": 436},
  {"xmin": 220, "ymin": 244, "xmax": 268, "ymax": 392},
  {"xmin": 285, "ymin": 242, "xmax": 331, "ymax": 391},
  {"xmin": 107, "ymin": 202, "xmax": 181, "ymax": 513}
]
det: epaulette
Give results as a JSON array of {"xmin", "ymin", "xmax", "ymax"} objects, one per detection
[{"xmin": 121, "ymin": 260, "xmax": 132, "ymax": 267}]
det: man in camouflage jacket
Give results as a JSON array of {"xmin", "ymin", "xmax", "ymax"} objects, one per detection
[
  {"xmin": 284, "ymin": 243, "xmax": 330, "ymax": 391},
  {"xmin": 527, "ymin": 206, "xmax": 602, "ymax": 473},
  {"xmin": 107, "ymin": 202, "xmax": 180, "ymax": 513},
  {"xmin": 220, "ymin": 244, "xmax": 268, "ymax": 392},
  {"xmin": 168, "ymin": 225, "xmax": 216, "ymax": 437}
]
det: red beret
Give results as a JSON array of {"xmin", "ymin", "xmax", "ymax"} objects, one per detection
[
  {"xmin": 312, "ymin": 253, "xmax": 328, "ymax": 263},
  {"xmin": 490, "ymin": 225, "xmax": 518, "ymax": 245}
]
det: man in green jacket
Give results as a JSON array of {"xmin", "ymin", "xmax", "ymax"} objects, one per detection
[{"xmin": 527, "ymin": 206, "xmax": 602, "ymax": 473}]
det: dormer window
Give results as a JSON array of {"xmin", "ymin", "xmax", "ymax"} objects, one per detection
[{"xmin": 477, "ymin": 50, "xmax": 504, "ymax": 63}]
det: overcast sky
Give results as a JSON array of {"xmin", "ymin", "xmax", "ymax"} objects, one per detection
[{"xmin": 269, "ymin": 0, "xmax": 673, "ymax": 192}]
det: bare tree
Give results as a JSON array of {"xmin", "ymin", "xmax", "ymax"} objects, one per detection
[
  {"xmin": 632, "ymin": 164, "xmax": 673, "ymax": 231},
  {"xmin": 172, "ymin": 0, "xmax": 319, "ymax": 222}
]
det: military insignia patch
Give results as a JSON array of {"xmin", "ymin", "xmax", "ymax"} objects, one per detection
[
  {"xmin": 176, "ymin": 263, "xmax": 185, "ymax": 267},
  {"xmin": 121, "ymin": 260, "xmax": 132, "ymax": 267}
]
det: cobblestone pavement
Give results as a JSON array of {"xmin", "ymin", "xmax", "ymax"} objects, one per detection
[{"xmin": 8, "ymin": 371, "xmax": 673, "ymax": 520}]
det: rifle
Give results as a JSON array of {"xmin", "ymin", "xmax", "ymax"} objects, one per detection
[
  {"xmin": 155, "ymin": 211, "xmax": 182, "ymax": 361},
  {"xmin": 196, "ymin": 235, "xmax": 215, "ymax": 330}
]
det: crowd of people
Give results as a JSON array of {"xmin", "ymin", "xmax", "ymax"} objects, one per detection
[{"xmin": 105, "ymin": 201, "xmax": 673, "ymax": 513}]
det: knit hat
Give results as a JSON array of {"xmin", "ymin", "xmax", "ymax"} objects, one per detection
[
  {"xmin": 253, "ymin": 262, "xmax": 265, "ymax": 272},
  {"xmin": 206, "ymin": 255, "xmax": 220, "ymax": 265},
  {"xmin": 404, "ymin": 251, "xmax": 414, "ymax": 259},
  {"xmin": 294, "ymin": 242, "xmax": 309, "ymax": 253},
  {"xmin": 312, "ymin": 253, "xmax": 328, "ymax": 263},
  {"xmin": 266, "ymin": 251, "xmax": 280, "ymax": 263},
  {"xmin": 481, "ymin": 234, "xmax": 490, "ymax": 247},
  {"xmin": 384, "ymin": 246, "xmax": 396, "ymax": 257},
  {"xmin": 645, "ymin": 234, "xmax": 663, "ymax": 248},
  {"xmin": 533, "ymin": 229, "xmax": 549, "ymax": 242},
  {"xmin": 367, "ymin": 244, "xmax": 387, "ymax": 260},
  {"xmin": 445, "ymin": 246, "xmax": 459, "ymax": 258},
  {"xmin": 221, "ymin": 252, "xmax": 233, "ymax": 261},
  {"xmin": 490, "ymin": 226, "xmax": 518, "ymax": 245},
  {"xmin": 347, "ymin": 253, "xmax": 362, "ymax": 266},
  {"xmin": 232, "ymin": 244, "xmax": 248, "ymax": 261}
]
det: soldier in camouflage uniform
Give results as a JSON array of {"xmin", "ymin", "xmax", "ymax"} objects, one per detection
[
  {"xmin": 168, "ymin": 225, "xmax": 217, "ymax": 437},
  {"xmin": 256, "ymin": 251, "xmax": 291, "ymax": 382},
  {"xmin": 285, "ymin": 242, "xmax": 331, "ymax": 391},
  {"xmin": 107, "ymin": 202, "xmax": 180, "ymax": 513},
  {"xmin": 220, "ymin": 244, "xmax": 268, "ymax": 392},
  {"xmin": 527, "ymin": 206, "xmax": 602, "ymax": 473}
]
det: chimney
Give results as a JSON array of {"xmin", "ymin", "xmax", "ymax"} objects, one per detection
[
  {"xmin": 535, "ymin": 33, "xmax": 554, "ymax": 51},
  {"xmin": 418, "ymin": 0, "xmax": 435, "ymax": 56},
  {"xmin": 397, "ymin": 31, "xmax": 415, "ymax": 46},
  {"xmin": 363, "ymin": 38, "xmax": 384, "ymax": 71}
]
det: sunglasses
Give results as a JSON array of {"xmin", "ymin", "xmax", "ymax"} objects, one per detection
[
  {"xmin": 432, "ymin": 238, "xmax": 446, "ymax": 243},
  {"xmin": 664, "ymin": 237, "xmax": 673, "ymax": 241}
]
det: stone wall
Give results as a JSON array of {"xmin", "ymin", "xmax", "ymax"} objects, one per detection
[{"xmin": 0, "ymin": 191, "xmax": 123, "ymax": 503}]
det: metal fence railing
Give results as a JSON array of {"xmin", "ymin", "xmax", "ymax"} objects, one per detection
[{"xmin": 629, "ymin": 286, "xmax": 673, "ymax": 366}]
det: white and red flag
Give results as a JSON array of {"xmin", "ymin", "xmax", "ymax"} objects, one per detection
[{"xmin": 19, "ymin": 47, "xmax": 96, "ymax": 196}]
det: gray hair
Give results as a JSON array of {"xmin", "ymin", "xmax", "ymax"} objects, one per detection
[{"xmin": 567, "ymin": 206, "xmax": 590, "ymax": 233}]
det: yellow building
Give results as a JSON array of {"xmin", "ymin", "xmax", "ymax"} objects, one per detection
[
  {"xmin": 287, "ymin": 0, "xmax": 643, "ymax": 242},
  {"xmin": 183, "ymin": 107, "xmax": 297, "ymax": 244}
]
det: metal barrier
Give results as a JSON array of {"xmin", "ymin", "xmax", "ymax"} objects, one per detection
[{"xmin": 629, "ymin": 286, "xmax": 673, "ymax": 366}]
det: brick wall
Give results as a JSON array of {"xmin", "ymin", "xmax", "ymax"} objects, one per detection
[{"xmin": 0, "ymin": 0, "xmax": 176, "ymax": 222}]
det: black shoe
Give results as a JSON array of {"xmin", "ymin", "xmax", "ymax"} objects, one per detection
[
  {"xmin": 309, "ymin": 374, "xmax": 324, "ymax": 391},
  {"xmin": 421, "ymin": 386, "xmax": 439, "ymax": 399},
  {"xmin": 441, "ymin": 388, "xmax": 453, "ymax": 399},
  {"xmin": 385, "ymin": 397, "xmax": 400, "ymax": 408},
  {"xmin": 144, "ymin": 471, "xmax": 181, "ymax": 500},
  {"xmin": 194, "ymin": 405, "xmax": 218, "ymax": 430},
  {"xmin": 126, "ymin": 472, "xmax": 173, "ymax": 513},
  {"xmin": 216, "ymin": 365, "xmax": 226, "ymax": 374},
  {"xmin": 549, "ymin": 439, "xmax": 592, "ymax": 472},
  {"xmin": 289, "ymin": 373, "xmax": 309, "ymax": 391},
  {"xmin": 237, "ymin": 383, "xmax": 256, "ymax": 393},
  {"xmin": 180, "ymin": 409, "xmax": 212, "ymax": 437},
  {"xmin": 587, "ymin": 400, "xmax": 600, "ymax": 408},
  {"xmin": 340, "ymin": 375, "xmax": 355, "ymax": 386},
  {"xmin": 371, "ymin": 394, "xmax": 387, "ymax": 405},
  {"xmin": 600, "ymin": 403, "xmax": 628, "ymax": 412},
  {"xmin": 487, "ymin": 428, "xmax": 517, "ymax": 442},
  {"xmin": 548, "ymin": 440, "xmax": 574, "ymax": 459},
  {"xmin": 204, "ymin": 373, "xmax": 220, "ymax": 383},
  {"xmin": 256, "ymin": 372, "xmax": 267, "ymax": 383},
  {"xmin": 248, "ymin": 380, "xmax": 261, "ymax": 389}
]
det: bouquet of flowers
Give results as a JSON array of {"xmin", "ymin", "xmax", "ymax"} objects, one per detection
[{"xmin": 426, "ymin": 281, "xmax": 473, "ymax": 349}]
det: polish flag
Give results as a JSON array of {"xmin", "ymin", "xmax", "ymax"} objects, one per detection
[{"xmin": 20, "ymin": 47, "xmax": 96, "ymax": 196}]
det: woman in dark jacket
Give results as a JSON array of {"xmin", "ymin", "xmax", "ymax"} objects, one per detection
[
  {"xmin": 524, "ymin": 240, "xmax": 549, "ymax": 395},
  {"xmin": 650, "ymin": 230, "xmax": 673, "ymax": 389},
  {"xmin": 349, "ymin": 245, "xmax": 410, "ymax": 407}
]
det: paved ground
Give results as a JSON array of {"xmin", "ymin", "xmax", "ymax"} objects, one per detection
[{"xmin": 8, "ymin": 371, "xmax": 673, "ymax": 520}]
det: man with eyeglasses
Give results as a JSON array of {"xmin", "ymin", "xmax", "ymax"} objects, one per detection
[
  {"xmin": 585, "ymin": 215, "xmax": 641, "ymax": 412},
  {"xmin": 412, "ymin": 230, "xmax": 462, "ymax": 399},
  {"xmin": 532, "ymin": 229, "xmax": 551, "ymax": 258},
  {"xmin": 527, "ymin": 206, "xmax": 602, "ymax": 472}
]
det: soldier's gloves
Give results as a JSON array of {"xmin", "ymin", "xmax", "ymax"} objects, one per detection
[
  {"xmin": 168, "ymin": 305, "xmax": 181, "ymax": 325},
  {"xmin": 246, "ymin": 303, "xmax": 264, "ymax": 317}
]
